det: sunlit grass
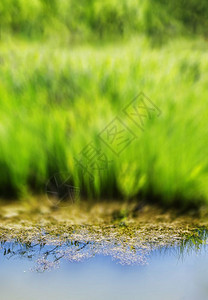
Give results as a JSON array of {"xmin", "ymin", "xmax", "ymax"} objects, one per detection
[{"xmin": 0, "ymin": 37, "xmax": 208, "ymax": 206}]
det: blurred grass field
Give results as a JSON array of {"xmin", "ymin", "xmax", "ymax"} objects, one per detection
[{"xmin": 0, "ymin": 1, "xmax": 208, "ymax": 207}]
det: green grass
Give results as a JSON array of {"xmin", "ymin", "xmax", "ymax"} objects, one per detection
[
  {"xmin": 0, "ymin": 36, "xmax": 208, "ymax": 207},
  {"xmin": 1, "ymin": 0, "xmax": 208, "ymax": 43}
]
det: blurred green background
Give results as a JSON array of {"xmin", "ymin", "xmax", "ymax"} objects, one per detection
[{"xmin": 0, "ymin": 0, "xmax": 208, "ymax": 207}]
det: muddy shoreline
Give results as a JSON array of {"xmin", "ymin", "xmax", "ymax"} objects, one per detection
[{"xmin": 0, "ymin": 200, "xmax": 208, "ymax": 269}]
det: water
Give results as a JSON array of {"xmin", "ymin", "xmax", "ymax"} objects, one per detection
[{"xmin": 1, "ymin": 234, "xmax": 208, "ymax": 300}]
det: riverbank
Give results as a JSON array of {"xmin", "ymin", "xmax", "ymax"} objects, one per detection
[{"xmin": 1, "ymin": 200, "xmax": 208, "ymax": 268}]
